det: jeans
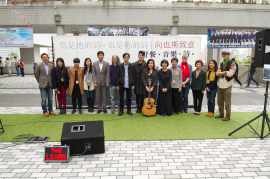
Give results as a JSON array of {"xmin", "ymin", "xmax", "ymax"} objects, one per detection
[
  {"xmin": 109, "ymin": 85, "xmax": 120, "ymax": 111},
  {"xmin": 248, "ymin": 72, "xmax": 258, "ymax": 86},
  {"xmin": 207, "ymin": 89, "xmax": 217, "ymax": 113},
  {"xmin": 119, "ymin": 86, "xmax": 132, "ymax": 111},
  {"xmin": 85, "ymin": 86, "xmax": 95, "ymax": 98},
  {"xmin": 0, "ymin": 67, "xmax": 3, "ymax": 74},
  {"xmin": 15, "ymin": 66, "xmax": 20, "ymax": 76},
  {"xmin": 39, "ymin": 83, "xmax": 53, "ymax": 113},
  {"xmin": 180, "ymin": 82, "xmax": 190, "ymax": 111}
]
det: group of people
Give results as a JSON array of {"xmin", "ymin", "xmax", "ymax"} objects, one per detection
[
  {"xmin": 35, "ymin": 50, "xmax": 257, "ymax": 121},
  {"xmin": 0, "ymin": 56, "xmax": 24, "ymax": 77}
]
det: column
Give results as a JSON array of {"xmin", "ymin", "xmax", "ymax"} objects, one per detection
[
  {"xmin": 207, "ymin": 49, "xmax": 213, "ymax": 65},
  {"xmin": 216, "ymin": 49, "xmax": 221, "ymax": 65},
  {"xmin": 170, "ymin": 26, "xmax": 177, "ymax": 36},
  {"xmin": 56, "ymin": 25, "xmax": 64, "ymax": 36}
]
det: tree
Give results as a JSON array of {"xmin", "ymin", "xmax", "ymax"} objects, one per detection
[{"xmin": 8, "ymin": 51, "xmax": 18, "ymax": 61}]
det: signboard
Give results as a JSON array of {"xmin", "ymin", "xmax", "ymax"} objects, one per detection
[
  {"xmin": 53, "ymin": 36, "xmax": 201, "ymax": 68},
  {"xmin": 44, "ymin": 146, "xmax": 70, "ymax": 163},
  {"xmin": 207, "ymin": 29, "xmax": 262, "ymax": 49},
  {"xmin": 87, "ymin": 27, "xmax": 149, "ymax": 36},
  {"xmin": 0, "ymin": 27, "xmax": 33, "ymax": 48}
]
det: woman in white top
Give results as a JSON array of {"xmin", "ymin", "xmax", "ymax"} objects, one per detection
[
  {"xmin": 5, "ymin": 57, "xmax": 12, "ymax": 76},
  {"xmin": 84, "ymin": 58, "xmax": 95, "ymax": 113}
]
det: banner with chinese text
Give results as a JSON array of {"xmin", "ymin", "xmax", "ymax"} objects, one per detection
[{"xmin": 53, "ymin": 36, "xmax": 201, "ymax": 67}]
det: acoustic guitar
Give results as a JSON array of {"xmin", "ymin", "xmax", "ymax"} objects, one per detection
[{"xmin": 142, "ymin": 79, "xmax": 156, "ymax": 117}]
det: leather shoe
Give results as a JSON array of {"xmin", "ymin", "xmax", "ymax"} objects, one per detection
[
  {"xmin": 79, "ymin": 109, "xmax": 83, "ymax": 114},
  {"xmin": 49, "ymin": 111, "xmax": 56, "ymax": 115},
  {"xmin": 136, "ymin": 109, "xmax": 140, "ymax": 113},
  {"xmin": 118, "ymin": 110, "xmax": 120, "ymax": 113},
  {"xmin": 222, "ymin": 115, "xmax": 230, "ymax": 121},
  {"xmin": 111, "ymin": 110, "xmax": 115, "ymax": 114},
  {"xmin": 59, "ymin": 108, "xmax": 63, "ymax": 115},
  {"xmin": 118, "ymin": 111, "xmax": 123, "ymax": 116},
  {"xmin": 97, "ymin": 110, "xmax": 102, "ymax": 114},
  {"xmin": 184, "ymin": 111, "xmax": 188, "ymax": 113},
  {"xmin": 103, "ymin": 110, "xmax": 107, "ymax": 114},
  {"xmin": 44, "ymin": 112, "xmax": 49, "ymax": 117},
  {"xmin": 71, "ymin": 109, "xmax": 76, "ymax": 114},
  {"xmin": 215, "ymin": 113, "xmax": 224, "ymax": 118},
  {"xmin": 127, "ymin": 110, "xmax": 133, "ymax": 115}
]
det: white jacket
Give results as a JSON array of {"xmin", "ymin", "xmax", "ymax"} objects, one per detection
[
  {"xmin": 5, "ymin": 60, "xmax": 11, "ymax": 67},
  {"xmin": 84, "ymin": 72, "xmax": 95, "ymax": 91}
]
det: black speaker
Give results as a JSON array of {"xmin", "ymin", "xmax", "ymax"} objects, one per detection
[
  {"xmin": 61, "ymin": 121, "xmax": 105, "ymax": 155},
  {"xmin": 254, "ymin": 29, "xmax": 270, "ymax": 68}
]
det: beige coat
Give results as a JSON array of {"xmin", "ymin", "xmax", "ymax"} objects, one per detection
[{"xmin": 84, "ymin": 71, "xmax": 95, "ymax": 91}]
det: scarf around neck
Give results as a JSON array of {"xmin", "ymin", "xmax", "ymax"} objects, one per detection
[
  {"xmin": 206, "ymin": 68, "xmax": 216, "ymax": 84},
  {"xmin": 222, "ymin": 58, "xmax": 230, "ymax": 78},
  {"xmin": 180, "ymin": 62, "xmax": 190, "ymax": 82}
]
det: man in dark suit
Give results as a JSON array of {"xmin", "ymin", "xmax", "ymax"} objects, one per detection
[
  {"xmin": 92, "ymin": 51, "xmax": 110, "ymax": 114},
  {"xmin": 35, "ymin": 53, "xmax": 56, "ymax": 117}
]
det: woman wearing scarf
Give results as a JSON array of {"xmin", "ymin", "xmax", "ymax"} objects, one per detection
[
  {"xmin": 216, "ymin": 51, "xmax": 236, "ymax": 121},
  {"xmin": 205, "ymin": 60, "xmax": 218, "ymax": 117},
  {"xmin": 177, "ymin": 55, "xmax": 192, "ymax": 113}
]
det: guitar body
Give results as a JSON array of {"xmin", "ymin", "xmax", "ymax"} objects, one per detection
[{"xmin": 142, "ymin": 97, "xmax": 156, "ymax": 116}]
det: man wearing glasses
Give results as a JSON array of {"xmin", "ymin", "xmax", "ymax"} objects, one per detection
[{"xmin": 35, "ymin": 53, "xmax": 56, "ymax": 117}]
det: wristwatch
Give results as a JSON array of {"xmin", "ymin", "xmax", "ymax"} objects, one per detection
[{"xmin": 225, "ymin": 71, "xmax": 227, "ymax": 74}]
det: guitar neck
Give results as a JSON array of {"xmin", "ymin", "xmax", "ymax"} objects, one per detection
[{"xmin": 148, "ymin": 85, "xmax": 151, "ymax": 102}]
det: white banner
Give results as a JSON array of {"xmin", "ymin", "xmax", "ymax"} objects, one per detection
[{"xmin": 53, "ymin": 36, "xmax": 201, "ymax": 67}]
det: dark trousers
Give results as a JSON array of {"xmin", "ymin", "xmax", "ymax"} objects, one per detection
[
  {"xmin": 72, "ymin": 87, "xmax": 82, "ymax": 110},
  {"xmin": 172, "ymin": 88, "xmax": 181, "ymax": 113},
  {"xmin": 136, "ymin": 94, "xmax": 144, "ymax": 109},
  {"xmin": 119, "ymin": 86, "xmax": 132, "ymax": 112},
  {"xmin": 192, "ymin": 90, "xmax": 204, "ymax": 112},
  {"xmin": 20, "ymin": 68, "xmax": 24, "ymax": 77},
  {"xmin": 180, "ymin": 82, "xmax": 190, "ymax": 111},
  {"xmin": 233, "ymin": 74, "xmax": 242, "ymax": 85}
]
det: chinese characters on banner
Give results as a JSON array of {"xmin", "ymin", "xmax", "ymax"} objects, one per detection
[{"xmin": 53, "ymin": 36, "xmax": 201, "ymax": 67}]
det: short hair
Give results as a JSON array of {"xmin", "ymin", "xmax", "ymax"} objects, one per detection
[
  {"xmin": 252, "ymin": 57, "xmax": 254, "ymax": 60},
  {"xmin": 41, "ymin": 53, "xmax": 48, "ymax": 58},
  {"xmin": 171, "ymin": 58, "xmax": 178, "ymax": 63},
  {"xmin": 14, "ymin": 56, "xmax": 17, "ymax": 58},
  {"xmin": 97, "ymin": 51, "xmax": 104, "ymax": 56},
  {"xmin": 6, "ymin": 57, "xmax": 9, "ymax": 60},
  {"xmin": 160, "ymin": 59, "xmax": 169, "ymax": 67},
  {"xmin": 195, "ymin": 60, "xmax": 203, "ymax": 66},
  {"xmin": 231, "ymin": 58, "xmax": 235, "ymax": 61},
  {"xmin": 182, "ymin": 55, "xmax": 188, "ymax": 59},
  {"xmin": 138, "ymin": 51, "xmax": 145, "ymax": 56},
  {"xmin": 20, "ymin": 59, "xmax": 23, "ymax": 61},
  {"xmin": 123, "ymin": 53, "xmax": 130, "ymax": 58}
]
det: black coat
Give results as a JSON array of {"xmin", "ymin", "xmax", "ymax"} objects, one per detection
[
  {"xmin": 142, "ymin": 70, "xmax": 158, "ymax": 100},
  {"xmin": 133, "ymin": 60, "xmax": 147, "ymax": 95},
  {"xmin": 52, "ymin": 67, "xmax": 69, "ymax": 90},
  {"xmin": 117, "ymin": 63, "xmax": 135, "ymax": 87}
]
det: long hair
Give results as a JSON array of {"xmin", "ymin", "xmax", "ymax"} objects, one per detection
[
  {"xmin": 207, "ymin": 59, "xmax": 218, "ymax": 72},
  {"xmin": 145, "ymin": 59, "xmax": 156, "ymax": 73},
  {"xmin": 84, "ymin": 58, "xmax": 92, "ymax": 74},
  {"xmin": 56, "ymin": 58, "xmax": 67, "ymax": 74},
  {"xmin": 111, "ymin": 55, "xmax": 121, "ymax": 66}
]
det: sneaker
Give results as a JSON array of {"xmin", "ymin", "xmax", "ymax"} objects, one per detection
[
  {"xmin": 111, "ymin": 110, "xmax": 115, "ymax": 114},
  {"xmin": 97, "ymin": 110, "xmax": 102, "ymax": 114},
  {"xmin": 240, "ymin": 85, "xmax": 243, "ymax": 88},
  {"xmin": 79, "ymin": 109, "xmax": 83, "ymax": 114},
  {"xmin": 257, "ymin": 83, "xmax": 259, "ymax": 87},
  {"xmin": 205, "ymin": 112, "xmax": 210, "ymax": 116},
  {"xmin": 245, "ymin": 85, "xmax": 249, "ymax": 88},
  {"xmin": 71, "ymin": 109, "xmax": 76, "ymax": 114}
]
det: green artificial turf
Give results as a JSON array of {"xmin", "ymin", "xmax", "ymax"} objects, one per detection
[{"xmin": 0, "ymin": 112, "xmax": 269, "ymax": 142}]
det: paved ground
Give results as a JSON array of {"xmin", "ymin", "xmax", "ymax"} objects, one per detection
[{"xmin": 0, "ymin": 75, "xmax": 270, "ymax": 179}]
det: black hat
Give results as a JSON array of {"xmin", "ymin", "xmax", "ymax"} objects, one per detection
[{"xmin": 73, "ymin": 58, "xmax": 80, "ymax": 63}]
